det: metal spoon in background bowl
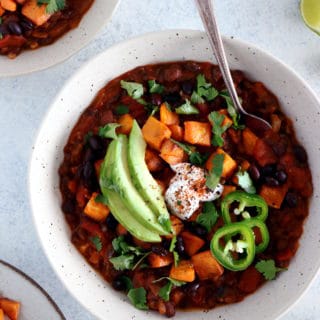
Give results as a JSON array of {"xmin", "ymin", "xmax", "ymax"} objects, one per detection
[{"xmin": 195, "ymin": 0, "xmax": 272, "ymax": 136}]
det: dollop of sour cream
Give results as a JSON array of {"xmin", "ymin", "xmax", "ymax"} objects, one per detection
[{"xmin": 164, "ymin": 163, "xmax": 223, "ymax": 220}]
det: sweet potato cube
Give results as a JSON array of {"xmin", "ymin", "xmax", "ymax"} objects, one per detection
[
  {"xmin": 253, "ymin": 139, "xmax": 277, "ymax": 167},
  {"xmin": 160, "ymin": 103, "xmax": 179, "ymax": 125},
  {"xmin": 206, "ymin": 148, "xmax": 237, "ymax": 178},
  {"xmin": 0, "ymin": 298, "xmax": 20, "ymax": 320},
  {"xmin": 142, "ymin": 116, "xmax": 171, "ymax": 150},
  {"xmin": 169, "ymin": 124, "xmax": 184, "ymax": 141},
  {"xmin": 181, "ymin": 231, "xmax": 205, "ymax": 256},
  {"xmin": 242, "ymin": 128, "xmax": 258, "ymax": 156},
  {"xmin": 169, "ymin": 260, "xmax": 195, "ymax": 282},
  {"xmin": 148, "ymin": 252, "xmax": 173, "ymax": 268},
  {"xmin": 145, "ymin": 148, "xmax": 163, "ymax": 172},
  {"xmin": 191, "ymin": 250, "xmax": 224, "ymax": 280},
  {"xmin": 184, "ymin": 121, "xmax": 211, "ymax": 146},
  {"xmin": 259, "ymin": 183, "xmax": 288, "ymax": 209},
  {"xmin": 117, "ymin": 113, "xmax": 134, "ymax": 135},
  {"xmin": 22, "ymin": 0, "xmax": 52, "ymax": 26},
  {"xmin": 84, "ymin": 192, "xmax": 110, "ymax": 222},
  {"xmin": 0, "ymin": 0, "xmax": 16, "ymax": 11},
  {"xmin": 218, "ymin": 109, "xmax": 233, "ymax": 127},
  {"xmin": 160, "ymin": 139, "xmax": 187, "ymax": 165},
  {"xmin": 221, "ymin": 185, "xmax": 237, "ymax": 198}
]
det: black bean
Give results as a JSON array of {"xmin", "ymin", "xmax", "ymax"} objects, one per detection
[
  {"xmin": 181, "ymin": 80, "xmax": 194, "ymax": 95},
  {"xmin": 248, "ymin": 164, "xmax": 260, "ymax": 181},
  {"xmin": 184, "ymin": 282, "xmax": 199, "ymax": 296},
  {"xmin": 275, "ymin": 170, "xmax": 287, "ymax": 183},
  {"xmin": 264, "ymin": 176, "xmax": 280, "ymax": 187},
  {"xmin": 150, "ymin": 93, "xmax": 162, "ymax": 106},
  {"xmin": 260, "ymin": 164, "xmax": 276, "ymax": 177},
  {"xmin": 112, "ymin": 277, "xmax": 126, "ymax": 291},
  {"xmin": 175, "ymin": 236, "xmax": 185, "ymax": 255},
  {"xmin": 61, "ymin": 199, "xmax": 75, "ymax": 214},
  {"xmin": 20, "ymin": 19, "xmax": 34, "ymax": 32},
  {"xmin": 293, "ymin": 145, "xmax": 308, "ymax": 164},
  {"xmin": 162, "ymin": 238, "xmax": 171, "ymax": 250},
  {"xmin": 285, "ymin": 192, "xmax": 298, "ymax": 208},
  {"xmin": 8, "ymin": 21, "xmax": 22, "ymax": 36},
  {"xmin": 191, "ymin": 224, "xmax": 207, "ymax": 237},
  {"xmin": 88, "ymin": 135, "xmax": 103, "ymax": 151},
  {"xmin": 162, "ymin": 92, "xmax": 181, "ymax": 105},
  {"xmin": 106, "ymin": 214, "xmax": 118, "ymax": 230},
  {"xmin": 0, "ymin": 24, "xmax": 9, "ymax": 36},
  {"xmin": 82, "ymin": 161, "xmax": 94, "ymax": 180},
  {"xmin": 151, "ymin": 245, "xmax": 168, "ymax": 256},
  {"xmin": 83, "ymin": 148, "xmax": 95, "ymax": 162}
]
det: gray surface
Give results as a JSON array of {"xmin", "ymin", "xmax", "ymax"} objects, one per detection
[{"xmin": 0, "ymin": 0, "xmax": 319, "ymax": 319}]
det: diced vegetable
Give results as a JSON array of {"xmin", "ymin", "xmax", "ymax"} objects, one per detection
[
  {"xmin": 184, "ymin": 121, "xmax": 211, "ymax": 146},
  {"xmin": 218, "ymin": 109, "xmax": 233, "ymax": 127},
  {"xmin": 169, "ymin": 260, "xmax": 195, "ymax": 282},
  {"xmin": 0, "ymin": 298, "xmax": 20, "ymax": 320},
  {"xmin": 259, "ymin": 184, "xmax": 288, "ymax": 209},
  {"xmin": 253, "ymin": 139, "xmax": 277, "ymax": 167},
  {"xmin": 142, "ymin": 116, "xmax": 171, "ymax": 150},
  {"xmin": 191, "ymin": 250, "xmax": 224, "ymax": 280},
  {"xmin": 206, "ymin": 148, "xmax": 237, "ymax": 178},
  {"xmin": 118, "ymin": 113, "xmax": 134, "ymax": 135},
  {"xmin": 160, "ymin": 103, "xmax": 179, "ymax": 125},
  {"xmin": 84, "ymin": 192, "xmax": 110, "ymax": 222},
  {"xmin": 0, "ymin": 0, "xmax": 16, "ymax": 11},
  {"xmin": 169, "ymin": 215, "xmax": 184, "ymax": 236},
  {"xmin": 145, "ymin": 148, "xmax": 163, "ymax": 172},
  {"xmin": 0, "ymin": 308, "xmax": 4, "ymax": 320},
  {"xmin": 221, "ymin": 185, "xmax": 237, "ymax": 198},
  {"xmin": 21, "ymin": 0, "xmax": 52, "ymax": 26},
  {"xmin": 159, "ymin": 139, "xmax": 187, "ymax": 165},
  {"xmin": 242, "ymin": 128, "xmax": 258, "ymax": 156},
  {"xmin": 180, "ymin": 231, "xmax": 205, "ymax": 256},
  {"xmin": 169, "ymin": 124, "xmax": 184, "ymax": 141},
  {"xmin": 148, "ymin": 252, "xmax": 173, "ymax": 268}
]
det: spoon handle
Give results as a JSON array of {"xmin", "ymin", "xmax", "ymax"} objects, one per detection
[{"xmin": 194, "ymin": 0, "xmax": 246, "ymax": 115}]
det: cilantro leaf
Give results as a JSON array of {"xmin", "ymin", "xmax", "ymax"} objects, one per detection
[
  {"xmin": 236, "ymin": 170, "xmax": 256, "ymax": 194},
  {"xmin": 169, "ymin": 236, "xmax": 177, "ymax": 252},
  {"xmin": 37, "ymin": 0, "xmax": 66, "ymax": 13},
  {"xmin": 90, "ymin": 236, "xmax": 102, "ymax": 252},
  {"xmin": 145, "ymin": 104, "xmax": 159, "ymax": 116},
  {"xmin": 112, "ymin": 236, "xmax": 144, "ymax": 256},
  {"xmin": 98, "ymin": 123, "xmax": 120, "ymax": 139},
  {"xmin": 206, "ymin": 153, "xmax": 224, "ymax": 190},
  {"xmin": 148, "ymin": 80, "xmax": 164, "ymax": 94},
  {"xmin": 173, "ymin": 251, "xmax": 180, "ymax": 267},
  {"xmin": 208, "ymin": 111, "xmax": 231, "ymax": 147},
  {"xmin": 190, "ymin": 91, "xmax": 205, "ymax": 104},
  {"xmin": 255, "ymin": 259, "xmax": 286, "ymax": 280},
  {"xmin": 175, "ymin": 99, "xmax": 199, "ymax": 115},
  {"xmin": 114, "ymin": 104, "xmax": 129, "ymax": 115},
  {"xmin": 94, "ymin": 194, "xmax": 109, "ymax": 206},
  {"xmin": 127, "ymin": 287, "xmax": 148, "ymax": 310},
  {"xmin": 196, "ymin": 202, "xmax": 219, "ymax": 232},
  {"xmin": 109, "ymin": 254, "xmax": 135, "ymax": 270},
  {"xmin": 196, "ymin": 74, "xmax": 219, "ymax": 101},
  {"xmin": 159, "ymin": 282, "xmax": 172, "ymax": 301},
  {"xmin": 120, "ymin": 80, "xmax": 144, "ymax": 100},
  {"xmin": 119, "ymin": 275, "xmax": 134, "ymax": 290},
  {"xmin": 220, "ymin": 90, "xmax": 245, "ymax": 130}
]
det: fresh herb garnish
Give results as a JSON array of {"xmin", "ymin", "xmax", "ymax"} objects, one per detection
[
  {"xmin": 208, "ymin": 111, "xmax": 231, "ymax": 147},
  {"xmin": 168, "ymin": 236, "xmax": 180, "ymax": 266},
  {"xmin": 127, "ymin": 287, "xmax": 148, "ymax": 310},
  {"xmin": 153, "ymin": 277, "xmax": 186, "ymax": 301},
  {"xmin": 145, "ymin": 104, "xmax": 159, "ymax": 116},
  {"xmin": 94, "ymin": 194, "xmax": 109, "ymax": 206},
  {"xmin": 148, "ymin": 80, "xmax": 164, "ymax": 94},
  {"xmin": 173, "ymin": 251, "xmax": 180, "ymax": 267},
  {"xmin": 114, "ymin": 104, "xmax": 129, "ymax": 115},
  {"xmin": 236, "ymin": 170, "xmax": 256, "ymax": 194},
  {"xmin": 120, "ymin": 275, "xmax": 134, "ymax": 290},
  {"xmin": 206, "ymin": 153, "xmax": 224, "ymax": 190},
  {"xmin": 37, "ymin": 0, "xmax": 66, "ymax": 14},
  {"xmin": 196, "ymin": 202, "xmax": 219, "ymax": 232},
  {"xmin": 120, "ymin": 80, "xmax": 144, "ymax": 100},
  {"xmin": 169, "ymin": 236, "xmax": 177, "ymax": 252},
  {"xmin": 190, "ymin": 74, "xmax": 219, "ymax": 104},
  {"xmin": 98, "ymin": 123, "xmax": 120, "ymax": 139},
  {"xmin": 90, "ymin": 236, "xmax": 102, "ymax": 252},
  {"xmin": 170, "ymin": 139, "xmax": 208, "ymax": 166},
  {"xmin": 109, "ymin": 236, "xmax": 148, "ymax": 271},
  {"xmin": 158, "ymin": 215, "xmax": 172, "ymax": 233},
  {"xmin": 220, "ymin": 90, "xmax": 245, "ymax": 129},
  {"xmin": 175, "ymin": 99, "xmax": 199, "ymax": 115},
  {"xmin": 255, "ymin": 259, "xmax": 286, "ymax": 280}
]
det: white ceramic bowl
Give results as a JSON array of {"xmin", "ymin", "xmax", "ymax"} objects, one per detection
[
  {"xmin": 29, "ymin": 30, "xmax": 320, "ymax": 320},
  {"xmin": 0, "ymin": 0, "xmax": 120, "ymax": 77}
]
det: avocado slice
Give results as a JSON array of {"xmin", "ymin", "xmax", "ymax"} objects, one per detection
[
  {"xmin": 99, "ymin": 139, "xmax": 161, "ymax": 242},
  {"xmin": 128, "ymin": 120, "xmax": 171, "ymax": 232},
  {"xmin": 102, "ymin": 134, "xmax": 169, "ymax": 235}
]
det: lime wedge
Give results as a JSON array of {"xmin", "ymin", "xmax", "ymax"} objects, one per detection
[{"xmin": 300, "ymin": 0, "xmax": 320, "ymax": 35}]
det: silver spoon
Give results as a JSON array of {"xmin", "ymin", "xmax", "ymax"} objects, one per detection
[{"xmin": 195, "ymin": 0, "xmax": 271, "ymax": 135}]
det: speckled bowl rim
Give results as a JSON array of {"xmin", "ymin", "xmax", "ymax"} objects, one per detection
[
  {"xmin": 0, "ymin": 0, "xmax": 120, "ymax": 77},
  {"xmin": 29, "ymin": 29, "xmax": 320, "ymax": 320},
  {"xmin": 0, "ymin": 259, "xmax": 66, "ymax": 319}
]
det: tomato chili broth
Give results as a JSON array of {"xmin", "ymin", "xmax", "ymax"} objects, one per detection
[{"xmin": 59, "ymin": 61, "xmax": 312, "ymax": 317}]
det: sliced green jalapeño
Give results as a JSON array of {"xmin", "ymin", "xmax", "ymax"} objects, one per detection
[
  {"xmin": 221, "ymin": 191, "xmax": 268, "ymax": 224},
  {"xmin": 210, "ymin": 222, "xmax": 255, "ymax": 271}
]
